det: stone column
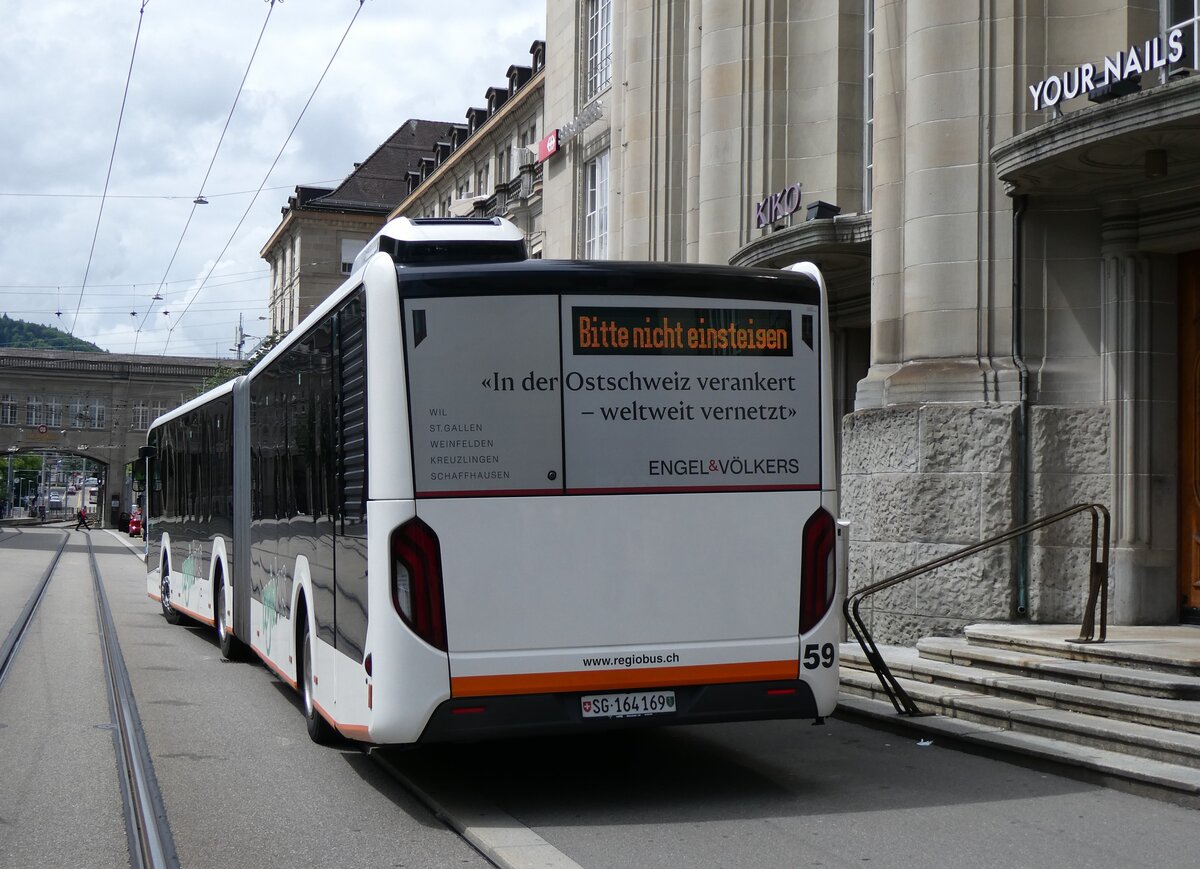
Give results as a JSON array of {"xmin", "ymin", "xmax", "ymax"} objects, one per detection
[
  {"xmin": 858, "ymin": 0, "xmax": 1019, "ymax": 406},
  {"xmin": 855, "ymin": 0, "xmax": 903, "ymax": 406},
  {"xmin": 843, "ymin": 1, "xmax": 1023, "ymax": 643},
  {"xmin": 1099, "ymin": 204, "xmax": 1178, "ymax": 624}
]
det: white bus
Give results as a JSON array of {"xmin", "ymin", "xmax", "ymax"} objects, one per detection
[{"xmin": 145, "ymin": 216, "xmax": 845, "ymax": 745}]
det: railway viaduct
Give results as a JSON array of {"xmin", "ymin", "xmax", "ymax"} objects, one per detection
[{"xmin": 1, "ymin": 349, "xmax": 236, "ymax": 523}]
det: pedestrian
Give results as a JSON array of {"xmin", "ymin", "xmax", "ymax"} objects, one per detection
[{"xmin": 74, "ymin": 505, "xmax": 89, "ymax": 530}]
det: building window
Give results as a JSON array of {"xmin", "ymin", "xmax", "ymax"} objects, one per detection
[
  {"xmin": 497, "ymin": 146, "xmax": 511, "ymax": 183},
  {"xmin": 25, "ymin": 395, "xmax": 43, "ymax": 426},
  {"xmin": 69, "ymin": 396, "xmax": 86, "ymax": 429},
  {"xmin": 585, "ymin": 0, "xmax": 613, "ymax": 100},
  {"xmin": 1167, "ymin": 0, "xmax": 1200, "ymax": 71},
  {"xmin": 151, "ymin": 401, "xmax": 167, "ymax": 423},
  {"xmin": 340, "ymin": 238, "xmax": 366, "ymax": 275},
  {"xmin": 45, "ymin": 395, "xmax": 62, "ymax": 427},
  {"xmin": 132, "ymin": 400, "xmax": 149, "ymax": 431},
  {"xmin": 477, "ymin": 165, "xmax": 490, "ymax": 196},
  {"xmin": 88, "ymin": 398, "xmax": 106, "ymax": 430},
  {"xmin": 0, "ymin": 394, "xmax": 16, "ymax": 426},
  {"xmin": 584, "ymin": 150, "xmax": 610, "ymax": 260},
  {"xmin": 863, "ymin": 0, "xmax": 874, "ymax": 212}
]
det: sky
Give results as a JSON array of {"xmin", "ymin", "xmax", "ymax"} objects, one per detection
[{"xmin": 0, "ymin": 0, "xmax": 545, "ymax": 359}]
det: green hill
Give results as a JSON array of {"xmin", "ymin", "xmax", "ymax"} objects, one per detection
[{"xmin": 0, "ymin": 314, "xmax": 104, "ymax": 353}]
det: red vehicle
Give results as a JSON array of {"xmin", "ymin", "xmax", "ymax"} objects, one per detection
[{"xmin": 127, "ymin": 511, "xmax": 143, "ymax": 537}]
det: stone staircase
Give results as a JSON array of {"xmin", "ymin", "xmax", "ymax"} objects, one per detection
[{"xmin": 838, "ymin": 624, "xmax": 1200, "ymax": 802}]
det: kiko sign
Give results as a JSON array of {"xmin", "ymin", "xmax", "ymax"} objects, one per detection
[
  {"xmin": 1029, "ymin": 28, "xmax": 1184, "ymax": 111},
  {"xmin": 754, "ymin": 182, "xmax": 802, "ymax": 229}
]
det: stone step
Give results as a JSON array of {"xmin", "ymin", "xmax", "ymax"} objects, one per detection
[
  {"xmin": 838, "ymin": 657, "xmax": 1200, "ymax": 769},
  {"xmin": 916, "ymin": 636, "xmax": 1200, "ymax": 701},
  {"xmin": 963, "ymin": 624, "xmax": 1200, "ymax": 677},
  {"xmin": 841, "ymin": 643, "xmax": 1200, "ymax": 741},
  {"xmin": 836, "ymin": 693, "xmax": 1200, "ymax": 803}
]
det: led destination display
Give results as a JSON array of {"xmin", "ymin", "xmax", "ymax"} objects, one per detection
[{"xmin": 573, "ymin": 305, "xmax": 796, "ymax": 356}]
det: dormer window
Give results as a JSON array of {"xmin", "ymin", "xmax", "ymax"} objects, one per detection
[
  {"xmin": 467, "ymin": 107, "xmax": 487, "ymax": 134},
  {"xmin": 507, "ymin": 65, "xmax": 532, "ymax": 96},
  {"xmin": 486, "ymin": 86, "xmax": 510, "ymax": 115}
]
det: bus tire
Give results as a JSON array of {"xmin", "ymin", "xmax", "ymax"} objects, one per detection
[
  {"xmin": 300, "ymin": 619, "xmax": 335, "ymax": 745},
  {"xmin": 215, "ymin": 578, "xmax": 241, "ymax": 660},
  {"xmin": 160, "ymin": 570, "xmax": 181, "ymax": 625}
]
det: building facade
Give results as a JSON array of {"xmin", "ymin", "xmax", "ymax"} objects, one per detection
[
  {"xmin": 261, "ymin": 119, "xmax": 451, "ymax": 334},
  {"xmin": 390, "ymin": 42, "xmax": 547, "ymax": 254},
  {"xmin": 541, "ymin": 1, "xmax": 1200, "ymax": 638},
  {"xmin": 0, "ymin": 349, "xmax": 231, "ymax": 521}
]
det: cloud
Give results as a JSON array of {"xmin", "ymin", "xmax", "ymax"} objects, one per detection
[{"xmin": 0, "ymin": 0, "xmax": 545, "ymax": 358}]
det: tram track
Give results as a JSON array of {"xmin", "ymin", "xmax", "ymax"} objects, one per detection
[
  {"xmin": 0, "ymin": 529, "xmax": 68, "ymax": 689},
  {"xmin": 0, "ymin": 529, "xmax": 178, "ymax": 869}
]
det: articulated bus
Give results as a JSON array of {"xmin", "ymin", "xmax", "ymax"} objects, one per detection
[{"xmin": 145, "ymin": 216, "xmax": 846, "ymax": 745}]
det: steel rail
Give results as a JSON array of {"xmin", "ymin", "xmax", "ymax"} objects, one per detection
[
  {"xmin": 844, "ymin": 503, "xmax": 1110, "ymax": 716},
  {"xmin": 0, "ymin": 529, "xmax": 69, "ymax": 689},
  {"xmin": 87, "ymin": 534, "xmax": 181, "ymax": 869}
]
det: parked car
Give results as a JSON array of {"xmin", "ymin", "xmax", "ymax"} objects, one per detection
[{"xmin": 127, "ymin": 513, "xmax": 142, "ymax": 537}]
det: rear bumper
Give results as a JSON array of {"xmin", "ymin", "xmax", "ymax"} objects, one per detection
[{"xmin": 416, "ymin": 679, "xmax": 821, "ymax": 743}]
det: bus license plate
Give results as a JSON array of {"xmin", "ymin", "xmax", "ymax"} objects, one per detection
[{"xmin": 581, "ymin": 691, "xmax": 676, "ymax": 719}]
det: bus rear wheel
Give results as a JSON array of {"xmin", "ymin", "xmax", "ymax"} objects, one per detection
[
  {"xmin": 300, "ymin": 620, "xmax": 335, "ymax": 745},
  {"xmin": 215, "ymin": 580, "xmax": 241, "ymax": 660},
  {"xmin": 160, "ymin": 573, "xmax": 181, "ymax": 625}
]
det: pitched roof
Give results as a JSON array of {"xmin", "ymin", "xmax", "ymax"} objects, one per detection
[{"xmin": 305, "ymin": 118, "xmax": 453, "ymax": 212}]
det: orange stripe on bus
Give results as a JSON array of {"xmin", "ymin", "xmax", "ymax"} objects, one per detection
[
  {"xmin": 313, "ymin": 698, "xmax": 370, "ymax": 741},
  {"xmin": 169, "ymin": 601, "xmax": 215, "ymax": 628},
  {"xmin": 450, "ymin": 659, "xmax": 799, "ymax": 697},
  {"xmin": 252, "ymin": 645, "xmax": 297, "ymax": 690}
]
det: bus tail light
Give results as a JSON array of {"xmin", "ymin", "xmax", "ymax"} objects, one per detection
[
  {"xmin": 391, "ymin": 517, "xmax": 448, "ymax": 651},
  {"xmin": 800, "ymin": 508, "xmax": 836, "ymax": 633}
]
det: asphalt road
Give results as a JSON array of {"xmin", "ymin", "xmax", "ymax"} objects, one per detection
[
  {"xmin": 385, "ymin": 716, "xmax": 1198, "ymax": 869},
  {"xmin": 2, "ymin": 525, "xmax": 1197, "ymax": 869}
]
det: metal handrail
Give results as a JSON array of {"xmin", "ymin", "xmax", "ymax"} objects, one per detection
[{"xmin": 844, "ymin": 503, "xmax": 1110, "ymax": 715}]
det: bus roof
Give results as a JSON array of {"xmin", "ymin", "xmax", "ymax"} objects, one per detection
[{"xmin": 393, "ymin": 258, "xmax": 823, "ymax": 306}]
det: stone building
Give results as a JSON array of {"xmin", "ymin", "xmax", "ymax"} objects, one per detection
[
  {"xmin": 389, "ymin": 42, "xmax": 547, "ymax": 254},
  {"xmin": 261, "ymin": 119, "xmax": 451, "ymax": 335},
  {"xmin": 539, "ymin": 1, "xmax": 1200, "ymax": 637},
  {"xmin": 0, "ymin": 349, "xmax": 231, "ymax": 523}
]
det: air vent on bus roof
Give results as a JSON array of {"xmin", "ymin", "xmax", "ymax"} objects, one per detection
[
  {"xmin": 352, "ymin": 215, "xmax": 527, "ymax": 272},
  {"xmin": 409, "ymin": 217, "xmax": 505, "ymax": 226},
  {"xmin": 380, "ymin": 237, "xmax": 527, "ymax": 266}
]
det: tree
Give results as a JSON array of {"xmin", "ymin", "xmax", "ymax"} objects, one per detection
[{"xmin": 0, "ymin": 314, "xmax": 104, "ymax": 352}]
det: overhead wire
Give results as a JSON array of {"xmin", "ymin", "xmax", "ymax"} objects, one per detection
[
  {"xmin": 68, "ymin": 0, "xmax": 150, "ymax": 339},
  {"xmin": 164, "ymin": 0, "xmax": 368, "ymax": 355},
  {"xmin": 0, "ymin": 259, "xmax": 338, "ymax": 291},
  {"xmin": 0, "ymin": 181, "xmax": 340, "ymax": 202},
  {"xmin": 134, "ymin": 0, "xmax": 280, "ymax": 351}
]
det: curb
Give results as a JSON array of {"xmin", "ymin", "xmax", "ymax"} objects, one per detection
[{"xmin": 372, "ymin": 751, "xmax": 583, "ymax": 869}]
